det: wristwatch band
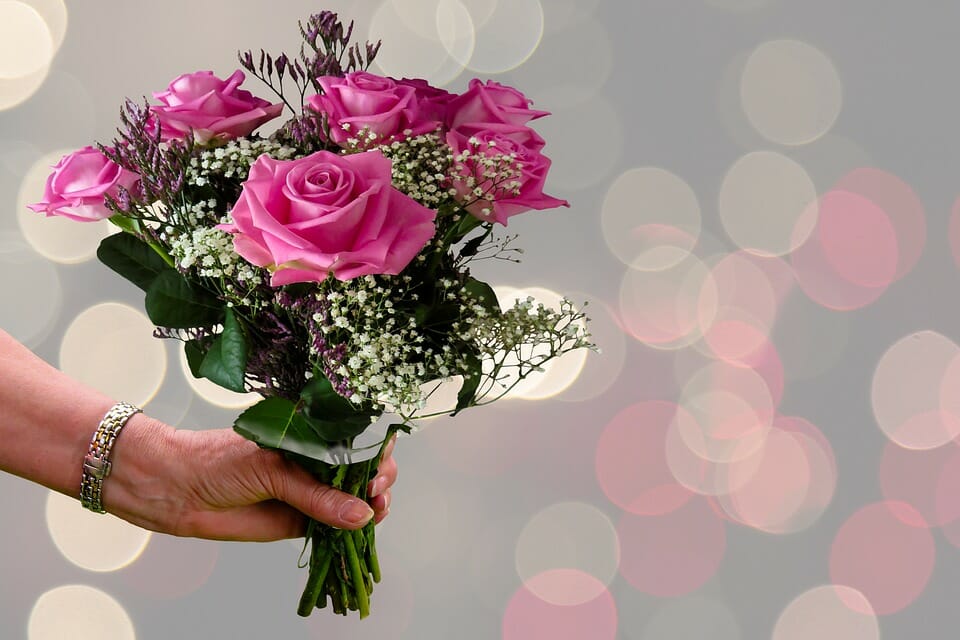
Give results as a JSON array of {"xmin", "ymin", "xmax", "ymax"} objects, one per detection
[{"xmin": 80, "ymin": 401, "xmax": 141, "ymax": 513}]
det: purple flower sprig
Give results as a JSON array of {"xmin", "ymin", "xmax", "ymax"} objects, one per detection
[
  {"xmin": 238, "ymin": 11, "xmax": 381, "ymax": 115},
  {"xmin": 99, "ymin": 99, "xmax": 195, "ymax": 233}
]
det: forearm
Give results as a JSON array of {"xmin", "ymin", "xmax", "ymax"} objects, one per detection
[{"xmin": 0, "ymin": 328, "xmax": 175, "ymax": 515}]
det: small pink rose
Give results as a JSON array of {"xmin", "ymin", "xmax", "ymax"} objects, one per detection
[
  {"xmin": 446, "ymin": 79, "xmax": 549, "ymax": 131},
  {"xmin": 221, "ymin": 149, "xmax": 436, "ymax": 284},
  {"xmin": 151, "ymin": 70, "xmax": 283, "ymax": 143},
  {"xmin": 447, "ymin": 125, "xmax": 568, "ymax": 226},
  {"xmin": 308, "ymin": 72, "xmax": 440, "ymax": 146},
  {"xmin": 27, "ymin": 146, "xmax": 139, "ymax": 222},
  {"xmin": 396, "ymin": 77, "xmax": 455, "ymax": 124}
]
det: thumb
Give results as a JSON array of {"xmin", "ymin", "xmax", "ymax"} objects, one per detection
[{"xmin": 268, "ymin": 459, "xmax": 375, "ymax": 530}]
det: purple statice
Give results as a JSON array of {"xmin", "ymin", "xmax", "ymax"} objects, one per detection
[
  {"xmin": 98, "ymin": 99, "xmax": 195, "ymax": 238},
  {"xmin": 273, "ymin": 290, "xmax": 354, "ymax": 398},
  {"xmin": 244, "ymin": 305, "xmax": 309, "ymax": 400},
  {"xmin": 238, "ymin": 11, "xmax": 381, "ymax": 113}
]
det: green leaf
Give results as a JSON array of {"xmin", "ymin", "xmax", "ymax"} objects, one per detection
[
  {"xmin": 97, "ymin": 232, "xmax": 173, "ymax": 292},
  {"xmin": 107, "ymin": 214, "xmax": 140, "ymax": 235},
  {"xmin": 184, "ymin": 340, "xmax": 206, "ymax": 378},
  {"xmin": 197, "ymin": 307, "xmax": 248, "ymax": 392},
  {"xmin": 454, "ymin": 351, "xmax": 482, "ymax": 415},
  {"xmin": 145, "ymin": 270, "xmax": 224, "ymax": 328},
  {"xmin": 300, "ymin": 376, "xmax": 377, "ymax": 442},
  {"xmin": 463, "ymin": 277, "xmax": 499, "ymax": 314},
  {"xmin": 234, "ymin": 397, "xmax": 331, "ymax": 460}
]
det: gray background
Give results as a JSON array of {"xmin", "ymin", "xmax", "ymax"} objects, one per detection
[{"xmin": 2, "ymin": 0, "xmax": 959, "ymax": 638}]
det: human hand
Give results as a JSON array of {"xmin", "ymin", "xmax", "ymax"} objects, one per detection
[{"xmin": 103, "ymin": 415, "xmax": 398, "ymax": 541}]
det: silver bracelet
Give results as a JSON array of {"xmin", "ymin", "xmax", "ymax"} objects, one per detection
[{"xmin": 80, "ymin": 401, "xmax": 142, "ymax": 513}]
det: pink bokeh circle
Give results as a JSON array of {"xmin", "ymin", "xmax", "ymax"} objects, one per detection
[
  {"xmin": 829, "ymin": 501, "xmax": 935, "ymax": 615},
  {"xmin": 790, "ymin": 192, "xmax": 894, "ymax": 311},
  {"xmin": 595, "ymin": 401, "xmax": 695, "ymax": 516},
  {"xmin": 502, "ymin": 570, "xmax": 618, "ymax": 640},
  {"xmin": 833, "ymin": 168, "xmax": 925, "ymax": 282},
  {"xmin": 618, "ymin": 497, "xmax": 727, "ymax": 597}
]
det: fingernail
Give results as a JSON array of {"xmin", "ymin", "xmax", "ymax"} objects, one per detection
[
  {"xmin": 340, "ymin": 500, "xmax": 374, "ymax": 525},
  {"xmin": 369, "ymin": 476, "xmax": 385, "ymax": 498}
]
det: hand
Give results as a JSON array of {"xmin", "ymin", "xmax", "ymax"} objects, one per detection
[{"xmin": 104, "ymin": 415, "xmax": 398, "ymax": 542}]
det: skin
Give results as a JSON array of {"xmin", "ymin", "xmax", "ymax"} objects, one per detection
[{"xmin": 0, "ymin": 328, "xmax": 396, "ymax": 541}]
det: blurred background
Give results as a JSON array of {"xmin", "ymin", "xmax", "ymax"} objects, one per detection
[{"xmin": 2, "ymin": 0, "xmax": 959, "ymax": 638}]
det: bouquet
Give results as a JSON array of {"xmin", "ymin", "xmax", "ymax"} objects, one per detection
[{"xmin": 29, "ymin": 11, "xmax": 592, "ymax": 618}]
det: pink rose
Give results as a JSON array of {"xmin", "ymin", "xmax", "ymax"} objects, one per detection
[
  {"xmin": 308, "ymin": 72, "xmax": 440, "ymax": 146},
  {"xmin": 446, "ymin": 79, "xmax": 549, "ymax": 131},
  {"xmin": 151, "ymin": 70, "xmax": 283, "ymax": 142},
  {"xmin": 221, "ymin": 150, "xmax": 436, "ymax": 284},
  {"xmin": 27, "ymin": 146, "xmax": 139, "ymax": 222},
  {"xmin": 396, "ymin": 78, "xmax": 454, "ymax": 124},
  {"xmin": 447, "ymin": 124, "xmax": 568, "ymax": 225}
]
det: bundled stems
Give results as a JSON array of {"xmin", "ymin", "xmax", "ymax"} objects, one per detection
[{"xmin": 296, "ymin": 426, "xmax": 401, "ymax": 617}]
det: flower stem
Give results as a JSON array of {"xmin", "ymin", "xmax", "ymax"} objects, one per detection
[
  {"xmin": 343, "ymin": 526, "xmax": 370, "ymax": 618},
  {"xmin": 296, "ymin": 534, "xmax": 332, "ymax": 616}
]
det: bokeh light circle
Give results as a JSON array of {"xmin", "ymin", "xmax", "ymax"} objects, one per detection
[
  {"xmin": 602, "ymin": 167, "xmax": 701, "ymax": 271},
  {"xmin": 558, "ymin": 294, "xmax": 626, "ymax": 403},
  {"xmin": 833, "ymin": 168, "xmax": 925, "ymax": 282},
  {"xmin": 740, "ymin": 39, "xmax": 843, "ymax": 145},
  {"xmin": 503, "ymin": 570, "xmax": 618, "ymax": 640},
  {"xmin": 773, "ymin": 585, "xmax": 879, "ymax": 640},
  {"xmin": 515, "ymin": 502, "xmax": 619, "ymax": 605},
  {"xmin": 617, "ymin": 497, "xmax": 726, "ymax": 597},
  {"xmin": 372, "ymin": 0, "xmax": 473, "ymax": 86},
  {"xmin": 17, "ymin": 150, "xmax": 114, "ymax": 264},
  {"xmin": 816, "ymin": 190, "xmax": 899, "ymax": 288},
  {"xmin": 0, "ymin": 64, "xmax": 50, "ymax": 110},
  {"xmin": 28, "ymin": 585, "xmax": 136, "ymax": 640},
  {"xmin": 45, "ymin": 490, "xmax": 151, "ymax": 572},
  {"xmin": 514, "ymin": 17, "xmax": 612, "ymax": 108},
  {"xmin": 483, "ymin": 286, "xmax": 588, "ymax": 400},
  {"xmin": 619, "ymin": 254, "xmax": 718, "ymax": 350},
  {"xmin": 60, "ymin": 302, "xmax": 167, "ymax": 407},
  {"xmin": 789, "ymin": 192, "xmax": 895, "ymax": 311},
  {"xmin": 0, "ymin": 1, "xmax": 54, "ymax": 79},
  {"xmin": 718, "ymin": 151, "xmax": 818, "ymax": 256},
  {"xmin": 676, "ymin": 361, "xmax": 775, "ymax": 463},
  {"xmin": 460, "ymin": 0, "xmax": 544, "ymax": 74},
  {"xmin": 829, "ymin": 501, "xmax": 935, "ymax": 615},
  {"xmin": 21, "ymin": 0, "xmax": 67, "ymax": 51},
  {"xmin": 714, "ymin": 424, "xmax": 817, "ymax": 533},
  {"xmin": 596, "ymin": 401, "xmax": 695, "ymax": 515},
  {"xmin": 872, "ymin": 330, "xmax": 960, "ymax": 449},
  {"xmin": 0, "ymin": 231, "xmax": 62, "ymax": 347}
]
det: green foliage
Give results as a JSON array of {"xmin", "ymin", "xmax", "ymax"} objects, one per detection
[
  {"xmin": 300, "ymin": 375, "xmax": 377, "ymax": 442},
  {"xmin": 233, "ymin": 397, "xmax": 331, "ymax": 461},
  {"xmin": 145, "ymin": 270, "xmax": 224, "ymax": 328},
  {"xmin": 197, "ymin": 308, "xmax": 248, "ymax": 392},
  {"xmin": 97, "ymin": 231, "xmax": 172, "ymax": 292}
]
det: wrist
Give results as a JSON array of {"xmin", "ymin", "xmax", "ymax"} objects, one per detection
[{"xmin": 99, "ymin": 412, "xmax": 184, "ymax": 532}]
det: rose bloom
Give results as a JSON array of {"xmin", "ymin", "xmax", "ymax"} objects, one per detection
[
  {"xmin": 396, "ymin": 77, "xmax": 454, "ymax": 124},
  {"xmin": 27, "ymin": 146, "xmax": 139, "ymax": 222},
  {"xmin": 447, "ymin": 124, "xmax": 568, "ymax": 226},
  {"xmin": 445, "ymin": 79, "xmax": 549, "ymax": 131},
  {"xmin": 221, "ymin": 150, "xmax": 436, "ymax": 284},
  {"xmin": 151, "ymin": 70, "xmax": 283, "ymax": 142},
  {"xmin": 309, "ymin": 71, "xmax": 440, "ymax": 146}
]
